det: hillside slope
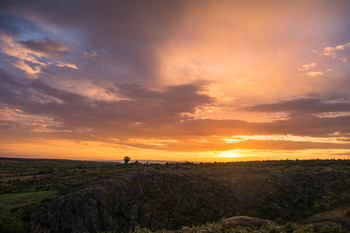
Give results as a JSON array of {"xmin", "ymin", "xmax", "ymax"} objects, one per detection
[{"xmin": 30, "ymin": 162, "xmax": 350, "ymax": 233}]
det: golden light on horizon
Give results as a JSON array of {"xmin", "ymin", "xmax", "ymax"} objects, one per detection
[{"xmin": 218, "ymin": 151, "xmax": 245, "ymax": 158}]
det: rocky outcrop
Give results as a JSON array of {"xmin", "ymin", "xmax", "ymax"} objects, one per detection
[
  {"xmin": 31, "ymin": 168, "xmax": 347, "ymax": 233},
  {"xmin": 31, "ymin": 169, "xmax": 217, "ymax": 233},
  {"xmin": 223, "ymin": 216, "xmax": 274, "ymax": 228},
  {"xmin": 31, "ymin": 168, "xmax": 274, "ymax": 233}
]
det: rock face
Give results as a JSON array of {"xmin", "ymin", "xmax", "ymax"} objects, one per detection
[{"xmin": 31, "ymin": 168, "xmax": 272, "ymax": 233}]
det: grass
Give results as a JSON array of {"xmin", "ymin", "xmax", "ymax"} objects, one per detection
[{"xmin": 0, "ymin": 190, "xmax": 58, "ymax": 210}]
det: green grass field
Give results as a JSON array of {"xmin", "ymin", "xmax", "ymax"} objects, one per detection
[{"xmin": 0, "ymin": 190, "xmax": 58, "ymax": 210}]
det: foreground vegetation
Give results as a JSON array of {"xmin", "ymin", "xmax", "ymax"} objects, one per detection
[
  {"xmin": 128, "ymin": 221, "xmax": 350, "ymax": 233},
  {"xmin": 0, "ymin": 158, "xmax": 117, "ymax": 233},
  {"xmin": 1, "ymin": 158, "xmax": 350, "ymax": 232}
]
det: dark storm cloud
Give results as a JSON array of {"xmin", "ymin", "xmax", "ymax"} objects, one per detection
[
  {"xmin": 244, "ymin": 98, "xmax": 350, "ymax": 114},
  {"xmin": 19, "ymin": 38, "xmax": 70, "ymax": 57}
]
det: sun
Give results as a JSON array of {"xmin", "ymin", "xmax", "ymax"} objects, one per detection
[{"xmin": 218, "ymin": 151, "xmax": 243, "ymax": 158}]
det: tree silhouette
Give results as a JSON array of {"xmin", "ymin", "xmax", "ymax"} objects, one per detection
[{"xmin": 123, "ymin": 156, "xmax": 131, "ymax": 164}]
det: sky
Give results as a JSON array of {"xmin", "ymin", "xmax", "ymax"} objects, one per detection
[{"xmin": 0, "ymin": 0, "xmax": 350, "ymax": 162}]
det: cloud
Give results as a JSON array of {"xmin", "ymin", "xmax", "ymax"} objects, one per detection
[
  {"xmin": 306, "ymin": 71, "xmax": 323, "ymax": 77},
  {"xmin": 53, "ymin": 62, "xmax": 78, "ymax": 69},
  {"xmin": 19, "ymin": 38, "xmax": 70, "ymax": 57},
  {"xmin": 299, "ymin": 62, "xmax": 316, "ymax": 70},
  {"xmin": 0, "ymin": 34, "xmax": 78, "ymax": 78},
  {"xmin": 331, "ymin": 151, "xmax": 350, "ymax": 156},
  {"xmin": 0, "ymin": 11, "xmax": 41, "ymax": 36},
  {"xmin": 164, "ymin": 139, "xmax": 350, "ymax": 152},
  {"xmin": 179, "ymin": 115, "xmax": 350, "ymax": 139},
  {"xmin": 111, "ymin": 136, "xmax": 350, "ymax": 152},
  {"xmin": 12, "ymin": 60, "xmax": 41, "ymax": 76},
  {"xmin": 313, "ymin": 42, "xmax": 350, "ymax": 59},
  {"xmin": 0, "ymin": 0, "xmax": 188, "ymax": 83},
  {"xmin": 0, "ymin": 105, "xmax": 65, "ymax": 133},
  {"xmin": 1, "ymin": 1, "xmax": 350, "ymax": 155},
  {"xmin": 0, "ymin": 34, "xmax": 45, "ymax": 66},
  {"xmin": 0, "ymin": 68, "xmax": 214, "ymax": 134},
  {"xmin": 1, "ymin": 67, "xmax": 350, "ymax": 152},
  {"xmin": 243, "ymin": 97, "xmax": 350, "ymax": 115}
]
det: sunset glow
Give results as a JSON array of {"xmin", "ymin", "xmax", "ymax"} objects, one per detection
[{"xmin": 0, "ymin": 1, "xmax": 350, "ymax": 162}]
